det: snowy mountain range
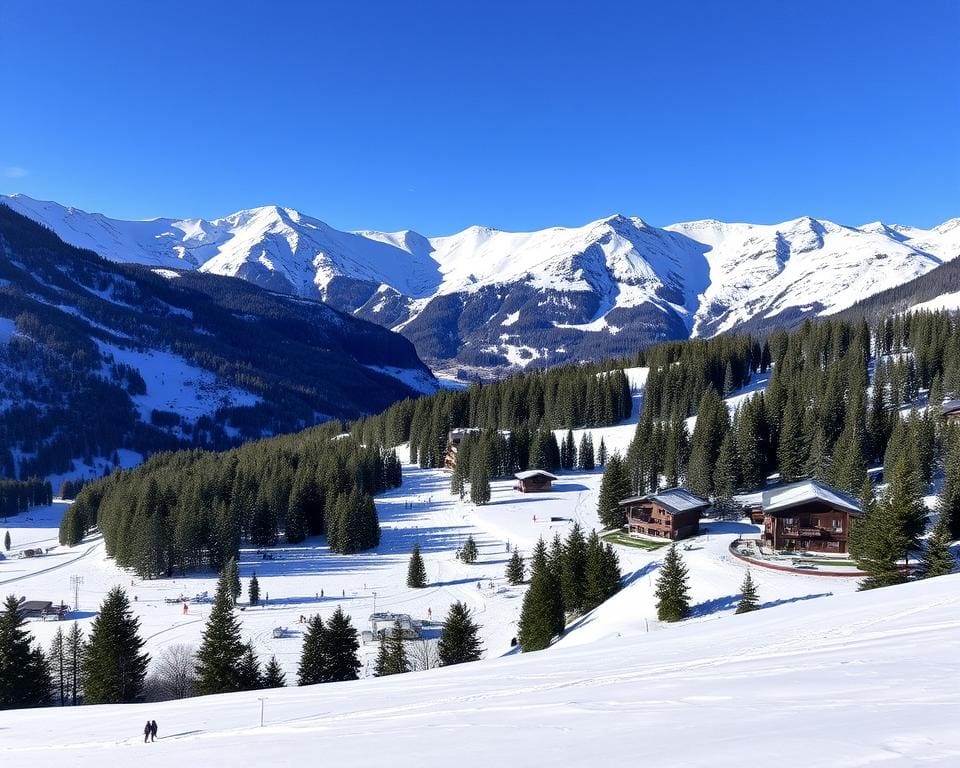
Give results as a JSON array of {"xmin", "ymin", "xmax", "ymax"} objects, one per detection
[{"xmin": 5, "ymin": 194, "xmax": 958, "ymax": 371}]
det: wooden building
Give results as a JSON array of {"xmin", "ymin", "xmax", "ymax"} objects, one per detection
[
  {"xmin": 761, "ymin": 479, "xmax": 861, "ymax": 554},
  {"xmin": 942, "ymin": 400, "xmax": 960, "ymax": 424},
  {"xmin": 618, "ymin": 488, "xmax": 710, "ymax": 541},
  {"xmin": 514, "ymin": 470, "xmax": 558, "ymax": 493},
  {"xmin": 444, "ymin": 428, "xmax": 480, "ymax": 471}
]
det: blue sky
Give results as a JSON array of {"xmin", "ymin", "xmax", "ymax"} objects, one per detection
[{"xmin": 1, "ymin": 1, "xmax": 957, "ymax": 233}]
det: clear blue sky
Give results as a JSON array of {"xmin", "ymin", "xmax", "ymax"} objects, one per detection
[{"xmin": 1, "ymin": 1, "xmax": 957, "ymax": 233}]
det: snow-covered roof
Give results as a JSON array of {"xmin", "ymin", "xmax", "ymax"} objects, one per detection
[
  {"xmin": 514, "ymin": 470, "xmax": 558, "ymax": 481},
  {"xmin": 941, "ymin": 400, "xmax": 960, "ymax": 415},
  {"xmin": 761, "ymin": 479, "xmax": 861, "ymax": 515},
  {"xmin": 619, "ymin": 488, "xmax": 710, "ymax": 513}
]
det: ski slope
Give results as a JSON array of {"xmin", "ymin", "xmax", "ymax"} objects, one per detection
[{"xmin": 2, "ymin": 572, "xmax": 958, "ymax": 767}]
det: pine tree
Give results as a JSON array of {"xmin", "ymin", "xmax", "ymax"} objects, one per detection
[
  {"xmin": 82, "ymin": 587, "xmax": 149, "ymax": 704},
  {"xmin": 655, "ymin": 545, "xmax": 690, "ymax": 622},
  {"xmin": 583, "ymin": 530, "xmax": 622, "ymax": 611},
  {"xmin": 517, "ymin": 539, "xmax": 564, "ymax": 651},
  {"xmin": 297, "ymin": 615, "xmax": 327, "ymax": 685},
  {"xmin": 3, "ymin": 530, "xmax": 9, "ymax": 551},
  {"xmin": 0, "ymin": 595, "xmax": 52, "ymax": 709},
  {"xmin": 919, "ymin": 516, "xmax": 955, "ymax": 579},
  {"xmin": 406, "ymin": 543, "xmax": 427, "ymax": 587},
  {"xmin": 560, "ymin": 522, "xmax": 588, "ymax": 614},
  {"xmin": 597, "ymin": 437, "xmax": 607, "ymax": 467},
  {"xmin": 320, "ymin": 607, "xmax": 361, "ymax": 682},
  {"xmin": 437, "ymin": 601, "xmax": 483, "ymax": 666},
  {"xmin": 262, "ymin": 656, "xmax": 286, "ymax": 688},
  {"xmin": 735, "ymin": 570, "xmax": 760, "ymax": 614},
  {"xmin": 224, "ymin": 557, "xmax": 241, "ymax": 605},
  {"xmin": 505, "ymin": 547, "xmax": 525, "ymax": 585},
  {"xmin": 248, "ymin": 573, "xmax": 260, "ymax": 606},
  {"xmin": 48, "ymin": 627, "xmax": 66, "ymax": 705},
  {"xmin": 195, "ymin": 571, "xmax": 246, "ymax": 694},
  {"xmin": 469, "ymin": 460, "xmax": 491, "ymax": 505},
  {"xmin": 460, "ymin": 535, "xmax": 479, "ymax": 564},
  {"xmin": 238, "ymin": 642, "xmax": 263, "ymax": 690},
  {"xmin": 938, "ymin": 429, "xmax": 960, "ymax": 539},
  {"xmin": 597, "ymin": 454, "xmax": 630, "ymax": 530},
  {"xmin": 374, "ymin": 620, "xmax": 409, "ymax": 675},
  {"xmin": 65, "ymin": 622, "xmax": 84, "ymax": 705}
]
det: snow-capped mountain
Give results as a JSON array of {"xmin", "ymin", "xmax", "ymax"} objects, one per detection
[{"xmin": 5, "ymin": 193, "xmax": 957, "ymax": 371}]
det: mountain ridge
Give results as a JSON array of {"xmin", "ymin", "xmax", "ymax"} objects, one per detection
[{"xmin": 5, "ymin": 193, "xmax": 957, "ymax": 372}]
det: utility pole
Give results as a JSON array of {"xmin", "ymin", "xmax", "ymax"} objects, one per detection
[{"xmin": 70, "ymin": 575, "xmax": 83, "ymax": 611}]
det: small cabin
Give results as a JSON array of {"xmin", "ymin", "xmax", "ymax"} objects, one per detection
[
  {"xmin": 619, "ymin": 488, "xmax": 710, "ymax": 540},
  {"xmin": 369, "ymin": 612, "xmax": 422, "ymax": 640},
  {"xmin": 761, "ymin": 479, "xmax": 861, "ymax": 554},
  {"xmin": 514, "ymin": 470, "xmax": 558, "ymax": 493},
  {"xmin": 942, "ymin": 400, "xmax": 960, "ymax": 424}
]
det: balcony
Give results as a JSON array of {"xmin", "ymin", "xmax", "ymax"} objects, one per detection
[{"xmin": 781, "ymin": 526, "xmax": 824, "ymax": 538}]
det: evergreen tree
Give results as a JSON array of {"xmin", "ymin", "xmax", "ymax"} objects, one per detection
[
  {"xmin": 238, "ymin": 642, "xmax": 263, "ymax": 691},
  {"xmin": 48, "ymin": 626, "xmax": 66, "ymax": 706},
  {"xmin": 597, "ymin": 454, "xmax": 630, "ymax": 530},
  {"xmin": 919, "ymin": 516, "xmax": 955, "ymax": 579},
  {"xmin": 319, "ymin": 607, "xmax": 361, "ymax": 682},
  {"xmin": 517, "ymin": 539, "xmax": 564, "ymax": 651},
  {"xmin": 560, "ymin": 522, "xmax": 588, "ymax": 614},
  {"xmin": 406, "ymin": 543, "xmax": 427, "ymax": 588},
  {"xmin": 195, "ymin": 571, "xmax": 246, "ymax": 694},
  {"xmin": 262, "ymin": 656, "xmax": 286, "ymax": 688},
  {"xmin": 583, "ymin": 530, "xmax": 621, "ymax": 611},
  {"xmin": 248, "ymin": 573, "xmax": 260, "ymax": 606},
  {"xmin": 0, "ymin": 595, "xmax": 52, "ymax": 709},
  {"xmin": 469, "ymin": 460, "xmax": 491, "ymax": 505},
  {"xmin": 655, "ymin": 545, "xmax": 690, "ymax": 622},
  {"xmin": 374, "ymin": 620, "xmax": 409, "ymax": 676},
  {"xmin": 82, "ymin": 587, "xmax": 149, "ymax": 704},
  {"xmin": 437, "ymin": 601, "xmax": 483, "ymax": 666},
  {"xmin": 735, "ymin": 570, "xmax": 760, "ymax": 614},
  {"xmin": 505, "ymin": 547, "xmax": 525, "ymax": 585},
  {"xmin": 65, "ymin": 622, "xmax": 84, "ymax": 705},
  {"xmin": 3, "ymin": 530, "xmax": 9, "ymax": 551},
  {"xmin": 224, "ymin": 557, "xmax": 241, "ymax": 605},
  {"xmin": 460, "ymin": 535, "xmax": 479, "ymax": 564},
  {"xmin": 597, "ymin": 437, "xmax": 608, "ymax": 467},
  {"xmin": 297, "ymin": 614, "xmax": 327, "ymax": 686},
  {"xmin": 939, "ymin": 429, "xmax": 960, "ymax": 540}
]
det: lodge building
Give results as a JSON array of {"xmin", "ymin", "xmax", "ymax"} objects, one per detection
[
  {"xmin": 761, "ymin": 479, "xmax": 861, "ymax": 554},
  {"xmin": 514, "ymin": 469, "xmax": 557, "ymax": 493},
  {"xmin": 618, "ymin": 488, "xmax": 710, "ymax": 541}
]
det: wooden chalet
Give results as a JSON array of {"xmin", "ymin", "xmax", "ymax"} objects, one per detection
[
  {"xmin": 444, "ymin": 428, "xmax": 480, "ymax": 470},
  {"xmin": 618, "ymin": 488, "xmax": 710, "ymax": 541},
  {"xmin": 942, "ymin": 400, "xmax": 960, "ymax": 424},
  {"xmin": 761, "ymin": 479, "xmax": 861, "ymax": 554},
  {"xmin": 514, "ymin": 469, "xmax": 557, "ymax": 493}
]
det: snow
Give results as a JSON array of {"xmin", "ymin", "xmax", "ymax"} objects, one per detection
[
  {"xmin": 500, "ymin": 310, "xmax": 520, "ymax": 326},
  {"xmin": 363, "ymin": 365, "xmax": 440, "ymax": 395},
  {"xmin": 150, "ymin": 268, "xmax": 180, "ymax": 280},
  {"xmin": 96, "ymin": 341, "xmax": 260, "ymax": 421},
  {"xmin": 0, "ymin": 315, "xmax": 18, "ymax": 344},
  {"xmin": 5, "ymin": 362, "xmax": 957, "ymax": 764},
  {"xmin": 912, "ymin": 289, "xmax": 960, "ymax": 314}
]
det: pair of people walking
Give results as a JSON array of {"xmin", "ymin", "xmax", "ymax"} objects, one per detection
[{"xmin": 143, "ymin": 719, "xmax": 158, "ymax": 743}]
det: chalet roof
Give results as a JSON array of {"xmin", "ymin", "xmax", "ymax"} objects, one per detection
[
  {"xmin": 942, "ymin": 400, "xmax": 960, "ymax": 415},
  {"xmin": 761, "ymin": 479, "xmax": 861, "ymax": 515},
  {"xmin": 514, "ymin": 470, "xmax": 558, "ymax": 481},
  {"xmin": 618, "ymin": 488, "xmax": 710, "ymax": 514},
  {"xmin": 20, "ymin": 600, "xmax": 53, "ymax": 612}
]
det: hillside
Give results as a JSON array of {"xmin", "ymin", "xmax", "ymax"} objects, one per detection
[
  {"xmin": 0, "ymin": 203, "xmax": 435, "ymax": 479},
  {"xmin": 5, "ymin": 194, "xmax": 957, "ymax": 373},
  {"xmin": 2, "ymin": 565, "xmax": 957, "ymax": 767}
]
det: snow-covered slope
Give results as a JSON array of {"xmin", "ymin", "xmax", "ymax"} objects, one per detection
[
  {"xmin": 6, "ymin": 194, "xmax": 957, "ymax": 370},
  {"xmin": 3, "ymin": 570, "xmax": 958, "ymax": 767}
]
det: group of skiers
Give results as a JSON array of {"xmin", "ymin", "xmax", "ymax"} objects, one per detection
[{"xmin": 143, "ymin": 720, "xmax": 158, "ymax": 743}]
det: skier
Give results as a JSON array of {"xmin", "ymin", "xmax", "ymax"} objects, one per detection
[
  {"xmin": 150, "ymin": 720, "xmax": 158, "ymax": 742},
  {"xmin": 182, "ymin": 602, "xmax": 188, "ymax": 615},
  {"xmin": 143, "ymin": 720, "xmax": 152, "ymax": 743}
]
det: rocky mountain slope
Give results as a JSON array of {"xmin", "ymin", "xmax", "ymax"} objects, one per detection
[
  {"xmin": 5, "ymin": 194, "xmax": 957, "ymax": 372},
  {"xmin": 0, "ymin": 203, "xmax": 435, "ymax": 478}
]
